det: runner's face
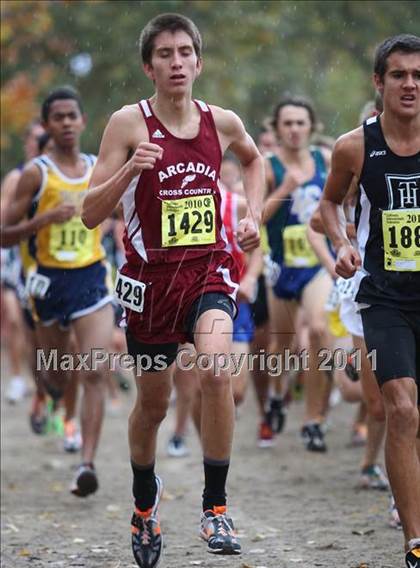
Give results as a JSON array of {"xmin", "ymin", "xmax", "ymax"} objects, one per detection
[
  {"xmin": 44, "ymin": 99, "xmax": 85, "ymax": 148},
  {"xmin": 257, "ymin": 130, "xmax": 277, "ymax": 154},
  {"xmin": 375, "ymin": 51, "xmax": 420, "ymax": 119},
  {"xmin": 275, "ymin": 105, "xmax": 312, "ymax": 150},
  {"xmin": 144, "ymin": 30, "xmax": 202, "ymax": 95}
]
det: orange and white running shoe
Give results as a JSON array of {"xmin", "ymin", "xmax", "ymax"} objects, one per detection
[
  {"xmin": 200, "ymin": 505, "xmax": 241, "ymax": 555},
  {"xmin": 131, "ymin": 476, "xmax": 163, "ymax": 568}
]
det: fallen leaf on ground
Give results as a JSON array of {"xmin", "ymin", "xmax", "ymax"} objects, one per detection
[
  {"xmin": 252, "ymin": 533, "xmax": 267, "ymax": 542},
  {"xmin": 352, "ymin": 529, "xmax": 375, "ymax": 536}
]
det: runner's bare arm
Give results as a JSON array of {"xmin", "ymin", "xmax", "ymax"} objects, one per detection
[
  {"xmin": 212, "ymin": 107, "xmax": 264, "ymax": 251},
  {"xmin": 1, "ymin": 203, "xmax": 75, "ymax": 247},
  {"xmin": 262, "ymin": 168, "xmax": 303, "ymax": 222},
  {"xmin": 320, "ymin": 129, "xmax": 362, "ymax": 248},
  {"xmin": 0, "ymin": 169, "xmax": 21, "ymax": 223},
  {"xmin": 320, "ymin": 129, "xmax": 363, "ymax": 278},
  {"xmin": 3, "ymin": 164, "xmax": 42, "ymax": 226},
  {"xmin": 309, "ymin": 205, "xmax": 325, "ymax": 234},
  {"xmin": 212, "ymin": 107, "xmax": 264, "ymax": 219},
  {"xmin": 238, "ymin": 247, "xmax": 264, "ymax": 303},
  {"xmin": 310, "ymin": 204, "xmax": 356, "ymax": 240},
  {"xmin": 82, "ymin": 107, "xmax": 162, "ymax": 229},
  {"xmin": 306, "ymin": 224, "xmax": 337, "ymax": 279}
]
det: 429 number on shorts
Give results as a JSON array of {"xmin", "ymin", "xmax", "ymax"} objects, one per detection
[
  {"xmin": 114, "ymin": 272, "xmax": 146, "ymax": 313},
  {"xmin": 382, "ymin": 209, "xmax": 420, "ymax": 271},
  {"xmin": 161, "ymin": 195, "xmax": 216, "ymax": 247}
]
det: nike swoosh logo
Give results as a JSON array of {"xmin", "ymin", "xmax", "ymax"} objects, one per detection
[{"xmin": 408, "ymin": 560, "xmax": 417, "ymax": 568}]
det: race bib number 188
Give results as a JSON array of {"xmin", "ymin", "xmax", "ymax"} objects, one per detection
[
  {"xmin": 114, "ymin": 272, "xmax": 146, "ymax": 313},
  {"xmin": 382, "ymin": 209, "xmax": 420, "ymax": 271},
  {"xmin": 161, "ymin": 195, "xmax": 216, "ymax": 247}
]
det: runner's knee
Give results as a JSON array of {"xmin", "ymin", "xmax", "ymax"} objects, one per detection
[
  {"xmin": 366, "ymin": 398, "xmax": 386, "ymax": 422},
  {"xmin": 386, "ymin": 398, "xmax": 418, "ymax": 435},
  {"xmin": 136, "ymin": 399, "xmax": 169, "ymax": 426},
  {"xmin": 200, "ymin": 366, "xmax": 231, "ymax": 393},
  {"xmin": 308, "ymin": 320, "xmax": 328, "ymax": 346}
]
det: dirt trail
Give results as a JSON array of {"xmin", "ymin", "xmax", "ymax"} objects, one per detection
[{"xmin": 1, "ymin": 361, "xmax": 403, "ymax": 567}]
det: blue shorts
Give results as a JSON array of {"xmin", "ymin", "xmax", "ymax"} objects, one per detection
[
  {"xmin": 272, "ymin": 263, "xmax": 321, "ymax": 302},
  {"xmin": 233, "ymin": 302, "xmax": 255, "ymax": 343},
  {"xmin": 33, "ymin": 261, "xmax": 113, "ymax": 328}
]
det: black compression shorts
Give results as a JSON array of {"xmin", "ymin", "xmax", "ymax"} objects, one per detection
[{"xmin": 361, "ymin": 305, "xmax": 420, "ymax": 392}]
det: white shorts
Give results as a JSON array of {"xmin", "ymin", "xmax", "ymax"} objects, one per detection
[{"xmin": 339, "ymin": 296, "xmax": 364, "ymax": 338}]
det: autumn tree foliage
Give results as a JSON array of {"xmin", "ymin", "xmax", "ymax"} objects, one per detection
[{"xmin": 1, "ymin": 0, "xmax": 419, "ymax": 173}]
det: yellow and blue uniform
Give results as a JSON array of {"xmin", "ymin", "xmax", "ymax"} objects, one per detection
[{"xmin": 29, "ymin": 154, "xmax": 112, "ymax": 327}]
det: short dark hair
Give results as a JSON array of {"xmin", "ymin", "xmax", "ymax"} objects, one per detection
[
  {"xmin": 272, "ymin": 96, "xmax": 318, "ymax": 133},
  {"xmin": 374, "ymin": 34, "xmax": 420, "ymax": 80},
  {"xmin": 139, "ymin": 13, "xmax": 202, "ymax": 65},
  {"xmin": 41, "ymin": 86, "xmax": 83, "ymax": 122}
]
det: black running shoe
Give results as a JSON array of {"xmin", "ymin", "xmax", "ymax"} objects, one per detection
[
  {"xmin": 265, "ymin": 397, "xmax": 287, "ymax": 434},
  {"xmin": 406, "ymin": 545, "xmax": 420, "ymax": 568},
  {"xmin": 70, "ymin": 463, "xmax": 98, "ymax": 497},
  {"xmin": 131, "ymin": 476, "xmax": 163, "ymax": 568},
  {"xmin": 30, "ymin": 413, "xmax": 47, "ymax": 435},
  {"xmin": 29, "ymin": 393, "xmax": 47, "ymax": 435},
  {"xmin": 301, "ymin": 423, "xmax": 327, "ymax": 452},
  {"xmin": 200, "ymin": 506, "xmax": 241, "ymax": 555}
]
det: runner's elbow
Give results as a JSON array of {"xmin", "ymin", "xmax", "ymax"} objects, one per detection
[{"xmin": 81, "ymin": 205, "xmax": 99, "ymax": 229}]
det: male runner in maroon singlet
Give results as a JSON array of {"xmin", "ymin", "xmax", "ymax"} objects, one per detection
[{"xmin": 82, "ymin": 13, "xmax": 263, "ymax": 568}]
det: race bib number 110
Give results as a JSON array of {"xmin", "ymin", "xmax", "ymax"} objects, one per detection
[{"xmin": 382, "ymin": 209, "xmax": 420, "ymax": 271}]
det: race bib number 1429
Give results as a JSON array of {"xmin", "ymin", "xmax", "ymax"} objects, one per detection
[{"xmin": 161, "ymin": 195, "xmax": 216, "ymax": 247}]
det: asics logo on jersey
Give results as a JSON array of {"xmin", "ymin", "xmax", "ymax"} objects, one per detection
[
  {"xmin": 407, "ymin": 560, "xmax": 416, "ymax": 568},
  {"xmin": 369, "ymin": 150, "xmax": 386, "ymax": 157},
  {"xmin": 181, "ymin": 174, "xmax": 197, "ymax": 189},
  {"xmin": 152, "ymin": 129, "xmax": 165, "ymax": 139}
]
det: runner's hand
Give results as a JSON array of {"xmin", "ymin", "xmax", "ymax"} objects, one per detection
[
  {"xmin": 281, "ymin": 166, "xmax": 310, "ymax": 193},
  {"xmin": 47, "ymin": 203, "xmax": 76, "ymax": 224},
  {"xmin": 128, "ymin": 142, "xmax": 163, "ymax": 175},
  {"xmin": 237, "ymin": 215, "xmax": 260, "ymax": 252},
  {"xmin": 237, "ymin": 274, "xmax": 257, "ymax": 303},
  {"xmin": 335, "ymin": 243, "xmax": 361, "ymax": 278}
]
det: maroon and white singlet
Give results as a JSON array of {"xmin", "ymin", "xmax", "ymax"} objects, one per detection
[{"xmin": 120, "ymin": 99, "xmax": 239, "ymax": 343}]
